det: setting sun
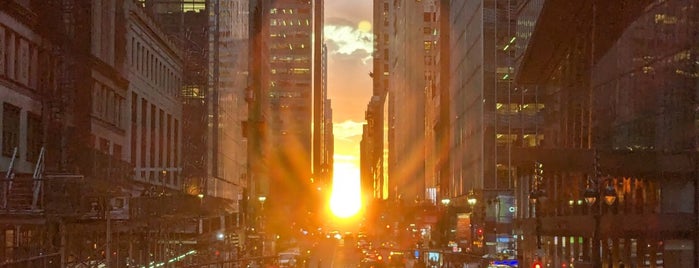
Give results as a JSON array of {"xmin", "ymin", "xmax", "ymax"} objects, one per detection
[{"xmin": 329, "ymin": 162, "xmax": 362, "ymax": 218}]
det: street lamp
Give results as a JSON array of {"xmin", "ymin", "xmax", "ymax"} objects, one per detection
[
  {"xmin": 258, "ymin": 196, "xmax": 266, "ymax": 228},
  {"xmin": 529, "ymin": 161, "xmax": 546, "ymax": 252},
  {"xmin": 465, "ymin": 190, "xmax": 480, "ymax": 252},
  {"xmin": 467, "ymin": 191, "xmax": 477, "ymax": 207},
  {"xmin": 584, "ymin": 180, "xmax": 617, "ymax": 267},
  {"xmin": 441, "ymin": 198, "xmax": 451, "ymax": 206},
  {"xmin": 440, "ymin": 198, "xmax": 452, "ymax": 248},
  {"xmin": 584, "ymin": 151, "xmax": 618, "ymax": 268}
]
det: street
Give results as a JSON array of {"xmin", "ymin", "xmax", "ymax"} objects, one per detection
[{"xmin": 307, "ymin": 236, "xmax": 362, "ymax": 268}]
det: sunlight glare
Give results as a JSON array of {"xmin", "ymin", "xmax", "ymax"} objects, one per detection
[
  {"xmin": 329, "ymin": 163, "xmax": 362, "ymax": 218},
  {"xmin": 358, "ymin": 20, "xmax": 372, "ymax": 32}
]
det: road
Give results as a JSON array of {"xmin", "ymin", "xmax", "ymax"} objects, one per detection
[{"xmin": 306, "ymin": 237, "xmax": 362, "ymax": 268}]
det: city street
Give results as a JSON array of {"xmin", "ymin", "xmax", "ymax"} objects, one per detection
[{"xmin": 307, "ymin": 236, "xmax": 362, "ymax": 268}]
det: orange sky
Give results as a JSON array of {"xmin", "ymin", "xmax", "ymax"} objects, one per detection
[{"xmin": 324, "ymin": 1, "xmax": 373, "ymax": 170}]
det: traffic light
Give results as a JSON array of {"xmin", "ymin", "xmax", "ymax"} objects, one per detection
[{"xmin": 532, "ymin": 260, "xmax": 542, "ymax": 268}]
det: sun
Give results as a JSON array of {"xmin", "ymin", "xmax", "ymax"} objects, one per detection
[
  {"xmin": 358, "ymin": 20, "xmax": 372, "ymax": 32},
  {"xmin": 329, "ymin": 163, "xmax": 362, "ymax": 218}
]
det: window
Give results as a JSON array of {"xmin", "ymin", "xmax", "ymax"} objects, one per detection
[
  {"xmin": 141, "ymin": 99, "xmax": 147, "ymax": 167},
  {"xmin": 99, "ymin": 138, "xmax": 110, "ymax": 153},
  {"xmin": 150, "ymin": 104, "xmax": 156, "ymax": 168},
  {"xmin": 131, "ymin": 93, "xmax": 137, "ymax": 165},
  {"xmin": 0, "ymin": 26, "xmax": 6, "ymax": 76},
  {"xmin": 2, "ymin": 103, "xmax": 20, "ymax": 157},
  {"xmin": 17, "ymin": 38, "xmax": 28, "ymax": 85},
  {"xmin": 26, "ymin": 113, "xmax": 41, "ymax": 162}
]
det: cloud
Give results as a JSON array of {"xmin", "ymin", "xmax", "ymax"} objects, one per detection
[
  {"xmin": 324, "ymin": 24, "xmax": 373, "ymax": 64},
  {"xmin": 334, "ymin": 120, "xmax": 366, "ymax": 141}
]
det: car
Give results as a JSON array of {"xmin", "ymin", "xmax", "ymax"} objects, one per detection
[
  {"xmin": 359, "ymin": 258, "xmax": 385, "ymax": 268},
  {"xmin": 278, "ymin": 248, "xmax": 301, "ymax": 267}
]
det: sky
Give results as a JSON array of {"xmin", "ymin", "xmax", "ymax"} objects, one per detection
[{"xmin": 323, "ymin": 1, "xmax": 373, "ymax": 170}]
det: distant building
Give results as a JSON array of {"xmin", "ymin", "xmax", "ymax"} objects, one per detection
[{"xmin": 363, "ymin": 0, "xmax": 390, "ymax": 202}]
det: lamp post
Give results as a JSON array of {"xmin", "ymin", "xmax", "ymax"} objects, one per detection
[
  {"xmin": 441, "ymin": 198, "xmax": 451, "ymax": 248},
  {"xmin": 258, "ymin": 196, "xmax": 266, "ymax": 230},
  {"xmin": 529, "ymin": 161, "xmax": 546, "ymax": 253},
  {"xmin": 584, "ymin": 151, "xmax": 617, "ymax": 268},
  {"xmin": 467, "ymin": 191, "xmax": 477, "ymax": 208},
  {"xmin": 584, "ymin": 177, "xmax": 616, "ymax": 268},
  {"xmin": 466, "ymin": 190, "xmax": 478, "ymax": 252}
]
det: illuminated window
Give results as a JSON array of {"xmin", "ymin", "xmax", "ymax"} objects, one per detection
[
  {"xmin": 496, "ymin": 103, "xmax": 520, "ymax": 115},
  {"xmin": 182, "ymin": 86, "xmax": 204, "ymax": 99},
  {"xmin": 522, "ymin": 134, "xmax": 544, "ymax": 147},
  {"xmin": 291, "ymin": 68, "xmax": 310, "ymax": 75},
  {"xmin": 496, "ymin": 134, "xmax": 518, "ymax": 145},
  {"xmin": 182, "ymin": 0, "xmax": 205, "ymax": 12},
  {"xmin": 424, "ymin": 41, "xmax": 432, "ymax": 50},
  {"xmin": 521, "ymin": 103, "xmax": 544, "ymax": 116}
]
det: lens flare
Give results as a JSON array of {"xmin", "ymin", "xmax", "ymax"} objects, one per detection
[{"xmin": 329, "ymin": 163, "xmax": 361, "ymax": 218}]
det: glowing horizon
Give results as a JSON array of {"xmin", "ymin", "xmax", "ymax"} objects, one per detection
[{"xmin": 329, "ymin": 162, "xmax": 362, "ymax": 218}]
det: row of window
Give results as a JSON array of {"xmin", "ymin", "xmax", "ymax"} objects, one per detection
[
  {"xmin": 93, "ymin": 82, "xmax": 125, "ymax": 129},
  {"xmin": 269, "ymin": 43, "xmax": 310, "ymax": 50},
  {"xmin": 1, "ymin": 103, "xmax": 41, "ymax": 162},
  {"xmin": 270, "ymin": 81, "xmax": 310, "ymax": 88},
  {"xmin": 131, "ymin": 93, "xmax": 180, "ymax": 185},
  {"xmin": 496, "ymin": 103, "xmax": 545, "ymax": 116},
  {"xmin": 130, "ymin": 37, "xmax": 181, "ymax": 98},
  {"xmin": 0, "ymin": 25, "xmax": 38, "ymax": 90},
  {"xmin": 496, "ymin": 133, "xmax": 543, "ymax": 147},
  {"xmin": 269, "ymin": 91, "xmax": 302, "ymax": 98},
  {"xmin": 270, "ymin": 33, "xmax": 310, "ymax": 39},
  {"xmin": 270, "ymin": 7, "xmax": 311, "ymax": 15},
  {"xmin": 270, "ymin": 19, "xmax": 310, "ymax": 27},
  {"xmin": 271, "ymin": 68, "xmax": 310, "ymax": 75}
]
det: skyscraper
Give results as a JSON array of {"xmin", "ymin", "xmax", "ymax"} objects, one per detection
[{"xmin": 249, "ymin": 0, "xmax": 324, "ymax": 232}]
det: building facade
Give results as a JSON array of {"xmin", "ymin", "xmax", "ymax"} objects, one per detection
[
  {"xmin": 513, "ymin": 1, "xmax": 698, "ymax": 267},
  {"xmin": 0, "ymin": 0, "xmax": 245, "ymax": 266},
  {"xmin": 387, "ymin": 0, "xmax": 428, "ymax": 203},
  {"xmin": 444, "ymin": 0, "xmax": 521, "ymax": 257},
  {"xmin": 247, "ymin": 0, "xmax": 327, "ymax": 237}
]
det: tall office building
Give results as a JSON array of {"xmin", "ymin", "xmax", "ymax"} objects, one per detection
[
  {"xmin": 447, "ymin": 0, "xmax": 520, "ymax": 256},
  {"xmin": 387, "ymin": 0, "xmax": 433, "ymax": 203},
  {"xmin": 363, "ymin": 0, "xmax": 390, "ymax": 202},
  {"xmin": 248, "ymin": 0, "xmax": 324, "ymax": 231},
  {"xmin": 513, "ymin": 1, "xmax": 698, "ymax": 267}
]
